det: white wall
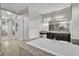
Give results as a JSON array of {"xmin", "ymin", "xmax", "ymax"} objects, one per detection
[
  {"xmin": 0, "ymin": 4, "xmax": 1, "ymax": 39},
  {"xmin": 71, "ymin": 4, "xmax": 79, "ymax": 40},
  {"xmin": 16, "ymin": 16, "xmax": 23, "ymax": 40},
  {"xmin": 41, "ymin": 23, "xmax": 49, "ymax": 31},
  {"xmin": 23, "ymin": 15, "xmax": 29, "ymax": 41},
  {"xmin": 16, "ymin": 15, "xmax": 29, "ymax": 41},
  {"xmin": 29, "ymin": 7, "xmax": 42, "ymax": 40},
  {"xmin": 16, "ymin": 7, "xmax": 42, "ymax": 41}
]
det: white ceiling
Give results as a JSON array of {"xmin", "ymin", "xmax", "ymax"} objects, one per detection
[{"xmin": 1, "ymin": 3, "xmax": 71, "ymax": 14}]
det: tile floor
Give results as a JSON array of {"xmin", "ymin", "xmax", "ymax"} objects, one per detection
[{"xmin": 0, "ymin": 37, "xmax": 53, "ymax": 56}]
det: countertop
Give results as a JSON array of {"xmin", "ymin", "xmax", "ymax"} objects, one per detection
[
  {"xmin": 27, "ymin": 38, "xmax": 79, "ymax": 56},
  {"xmin": 40, "ymin": 31, "xmax": 70, "ymax": 34}
]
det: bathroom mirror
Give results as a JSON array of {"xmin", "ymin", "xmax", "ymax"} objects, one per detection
[{"xmin": 49, "ymin": 20, "xmax": 70, "ymax": 32}]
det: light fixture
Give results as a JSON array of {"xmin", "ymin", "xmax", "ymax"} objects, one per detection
[
  {"xmin": 54, "ymin": 15, "xmax": 65, "ymax": 19},
  {"xmin": 56, "ymin": 19, "xmax": 67, "ymax": 21},
  {"xmin": 59, "ymin": 21, "xmax": 68, "ymax": 24}
]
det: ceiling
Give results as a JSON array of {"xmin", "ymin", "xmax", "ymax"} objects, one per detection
[
  {"xmin": 1, "ymin": 3, "xmax": 71, "ymax": 14},
  {"xmin": 42, "ymin": 6, "xmax": 71, "ymax": 20}
]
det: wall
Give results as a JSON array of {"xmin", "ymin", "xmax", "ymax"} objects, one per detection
[
  {"xmin": 29, "ymin": 7, "xmax": 42, "ymax": 40},
  {"xmin": 0, "ymin": 4, "xmax": 1, "ymax": 26},
  {"xmin": 16, "ymin": 7, "xmax": 42, "ymax": 41},
  {"xmin": 71, "ymin": 4, "xmax": 79, "ymax": 44},
  {"xmin": 0, "ymin": 4, "xmax": 1, "ymax": 38},
  {"xmin": 16, "ymin": 9, "xmax": 29, "ymax": 41},
  {"xmin": 16, "ymin": 15, "xmax": 23, "ymax": 40},
  {"xmin": 23, "ymin": 15, "xmax": 29, "ymax": 41},
  {"xmin": 41, "ymin": 23, "xmax": 49, "ymax": 31}
]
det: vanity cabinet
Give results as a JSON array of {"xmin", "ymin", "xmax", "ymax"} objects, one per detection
[
  {"xmin": 47, "ymin": 32, "xmax": 70, "ymax": 42},
  {"xmin": 55, "ymin": 33, "xmax": 70, "ymax": 42},
  {"xmin": 40, "ymin": 31, "xmax": 71, "ymax": 42},
  {"xmin": 47, "ymin": 32, "xmax": 55, "ymax": 39}
]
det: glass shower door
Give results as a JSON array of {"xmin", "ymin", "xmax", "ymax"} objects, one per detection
[{"xmin": 1, "ymin": 10, "xmax": 17, "ymax": 40}]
